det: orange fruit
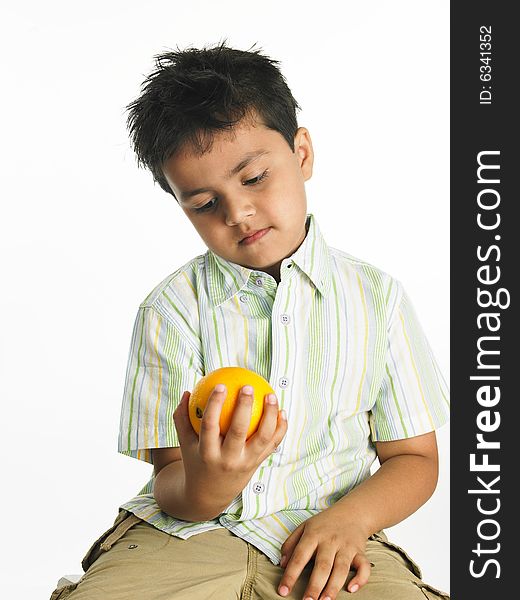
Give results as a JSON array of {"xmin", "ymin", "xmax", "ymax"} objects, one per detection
[{"xmin": 188, "ymin": 366, "xmax": 275, "ymax": 439}]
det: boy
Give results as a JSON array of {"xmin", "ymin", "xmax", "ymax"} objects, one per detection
[{"xmin": 51, "ymin": 43, "xmax": 450, "ymax": 599}]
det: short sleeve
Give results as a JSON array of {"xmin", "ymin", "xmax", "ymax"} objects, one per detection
[
  {"xmin": 117, "ymin": 305, "xmax": 203, "ymax": 464},
  {"xmin": 370, "ymin": 282, "xmax": 450, "ymax": 441}
]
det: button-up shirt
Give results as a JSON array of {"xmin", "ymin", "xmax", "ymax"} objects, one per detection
[{"xmin": 117, "ymin": 213, "xmax": 449, "ymax": 565}]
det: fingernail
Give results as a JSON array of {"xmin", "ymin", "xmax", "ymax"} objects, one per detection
[
  {"xmin": 281, "ymin": 409, "xmax": 287, "ymax": 420},
  {"xmin": 267, "ymin": 394, "xmax": 277, "ymax": 404},
  {"xmin": 350, "ymin": 583, "xmax": 360, "ymax": 593},
  {"xmin": 214, "ymin": 383, "xmax": 226, "ymax": 393},
  {"xmin": 323, "ymin": 597, "xmax": 332, "ymax": 600},
  {"xmin": 280, "ymin": 554, "xmax": 286, "ymax": 566},
  {"xmin": 278, "ymin": 585, "xmax": 289, "ymax": 596},
  {"xmin": 242, "ymin": 385, "xmax": 253, "ymax": 395}
]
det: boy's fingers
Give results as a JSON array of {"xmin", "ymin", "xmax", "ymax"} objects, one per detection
[
  {"xmin": 277, "ymin": 527, "xmax": 311, "ymax": 597},
  {"xmin": 221, "ymin": 386, "xmax": 254, "ymax": 455},
  {"xmin": 318, "ymin": 552, "xmax": 351, "ymax": 598},
  {"xmin": 273, "ymin": 408, "xmax": 288, "ymax": 446},
  {"xmin": 301, "ymin": 546, "xmax": 341, "ymax": 600},
  {"xmin": 347, "ymin": 554, "xmax": 371, "ymax": 593},
  {"xmin": 247, "ymin": 394, "xmax": 279, "ymax": 456},
  {"xmin": 251, "ymin": 406, "xmax": 287, "ymax": 461},
  {"xmin": 279, "ymin": 523, "xmax": 304, "ymax": 569},
  {"xmin": 267, "ymin": 409, "xmax": 288, "ymax": 459},
  {"xmin": 198, "ymin": 385, "xmax": 226, "ymax": 455},
  {"xmin": 173, "ymin": 391, "xmax": 198, "ymax": 447}
]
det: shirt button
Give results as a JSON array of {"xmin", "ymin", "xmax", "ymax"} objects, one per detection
[
  {"xmin": 280, "ymin": 314, "xmax": 290, "ymax": 325},
  {"xmin": 279, "ymin": 377, "xmax": 289, "ymax": 388},
  {"xmin": 239, "ymin": 295, "xmax": 248, "ymax": 303},
  {"xmin": 255, "ymin": 277, "xmax": 264, "ymax": 286},
  {"xmin": 253, "ymin": 482, "xmax": 265, "ymax": 494}
]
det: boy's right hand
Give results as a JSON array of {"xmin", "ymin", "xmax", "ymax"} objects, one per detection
[{"xmin": 173, "ymin": 385, "xmax": 288, "ymax": 518}]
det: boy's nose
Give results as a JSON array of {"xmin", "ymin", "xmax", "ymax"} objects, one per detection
[{"xmin": 224, "ymin": 199, "xmax": 256, "ymax": 226}]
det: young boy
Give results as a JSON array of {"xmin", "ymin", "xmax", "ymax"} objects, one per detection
[{"xmin": 51, "ymin": 43, "xmax": 450, "ymax": 600}]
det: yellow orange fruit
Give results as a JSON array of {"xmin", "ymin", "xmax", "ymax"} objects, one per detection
[{"xmin": 188, "ymin": 366, "xmax": 275, "ymax": 439}]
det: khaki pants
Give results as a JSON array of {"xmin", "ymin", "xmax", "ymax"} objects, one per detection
[{"xmin": 50, "ymin": 509, "xmax": 449, "ymax": 600}]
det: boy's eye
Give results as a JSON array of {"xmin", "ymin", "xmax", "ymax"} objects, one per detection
[
  {"xmin": 193, "ymin": 170, "xmax": 269, "ymax": 214},
  {"xmin": 194, "ymin": 198, "xmax": 217, "ymax": 213},
  {"xmin": 243, "ymin": 170, "xmax": 269, "ymax": 186}
]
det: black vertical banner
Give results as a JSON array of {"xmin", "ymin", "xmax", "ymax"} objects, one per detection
[{"xmin": 451, "ymin": 3, "xmax": 518, "ymax": 598}]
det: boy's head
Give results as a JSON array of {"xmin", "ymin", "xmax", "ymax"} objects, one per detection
[{"xmin": 126, "ymin": 42, "xmax": 314, "ymax": 281}]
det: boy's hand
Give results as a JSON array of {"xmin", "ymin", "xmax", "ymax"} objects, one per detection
[
  {"xmin": 173, "ymin": 385, "xmax": 288, "ymax": 517},
  {"xmin": 277, "ymin": 509, "xmax": 371, "ymax": 600}
]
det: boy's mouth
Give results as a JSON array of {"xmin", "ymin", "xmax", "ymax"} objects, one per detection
[{"xmin": 239, "ymin": 227, "xmax": 271, "ymax": 245}]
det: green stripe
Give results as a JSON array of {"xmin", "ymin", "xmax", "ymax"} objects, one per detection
[
  {"xmin": 212, "ymin": 308, "xmax": 223, "ymax": 367},
  {"xmin": 386, "ymin": 363, "xmax": 408, "ymax": 436},
  {"xmin": 127, "ymin": 309, "xmax": 146, "ymax": 451}
]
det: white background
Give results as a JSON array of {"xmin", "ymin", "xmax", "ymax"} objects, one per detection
[{"xmin": 1, "ymin": 1, "xmax": 450, "ymax": 597}]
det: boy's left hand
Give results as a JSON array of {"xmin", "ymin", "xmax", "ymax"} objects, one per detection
[{"xmin": 277, "ymin": 509, "xmax": 371, "ymax": 600}]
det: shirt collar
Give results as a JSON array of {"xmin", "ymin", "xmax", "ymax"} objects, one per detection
[{"xmin": 205, "ymin": 213, "xmax": 332, "ymax": 307}]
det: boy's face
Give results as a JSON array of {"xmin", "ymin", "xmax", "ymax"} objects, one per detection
[{"xmin": 162, "ymin": 115, "xmax": 314, "ymax": 282}]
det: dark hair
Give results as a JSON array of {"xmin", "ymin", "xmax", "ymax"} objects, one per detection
[{"xmin": 125, "ymin": 41, "xmax": 301, "ymax": 196}]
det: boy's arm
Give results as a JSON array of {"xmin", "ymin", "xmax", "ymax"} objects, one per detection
[
  {"xmin": 277, "ymin": 431, "xmax": 439, "ymax": 600},
  {"xmin": 333, "ymin": 430, "xmax": 439, "ymax": 534},
  {"xmin": 153, "ymin": 387, "xmax": 288, "ymax": 522},
  {"xmin": 152, "ymin": 451, "xmax": 224, "ymax": 522},
  {"xmin": 152, "ymin": 446, "xmax": 182, "ymax": 474}
]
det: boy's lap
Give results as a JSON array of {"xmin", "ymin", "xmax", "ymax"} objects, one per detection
[
  {"xmin": 51, "ymin": 522, "xmax": 248, "ymax": 600},
  {"xmin": 252, "ymin": 535, "xmax": 449, "ymax": 600},
  {"xmin": 50, "ymin": 514, "xmax": 449, "ymax": 600}
]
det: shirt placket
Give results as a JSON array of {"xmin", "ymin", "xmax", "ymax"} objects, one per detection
[{"xmin": 240, "ymin": 260, "xmax": 295, "ymax": 520}]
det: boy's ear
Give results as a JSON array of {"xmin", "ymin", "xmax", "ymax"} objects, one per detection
[{"xmin": 294, "ymin": 127, "xmax": 314, "ymax": 181}]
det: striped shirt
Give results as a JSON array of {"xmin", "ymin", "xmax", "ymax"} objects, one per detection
[{"xmin": 117, "ymin": 213, "xmax": 449, "ymax": 565}]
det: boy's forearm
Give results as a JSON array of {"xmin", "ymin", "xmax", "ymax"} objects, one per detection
[
  {"xmin": 332, "ymin": 454, "xmax": 438, "ymax": 536},
  {"xmin": 153, "ymin": 460, "xmax": 232, "ymax": 522}
]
